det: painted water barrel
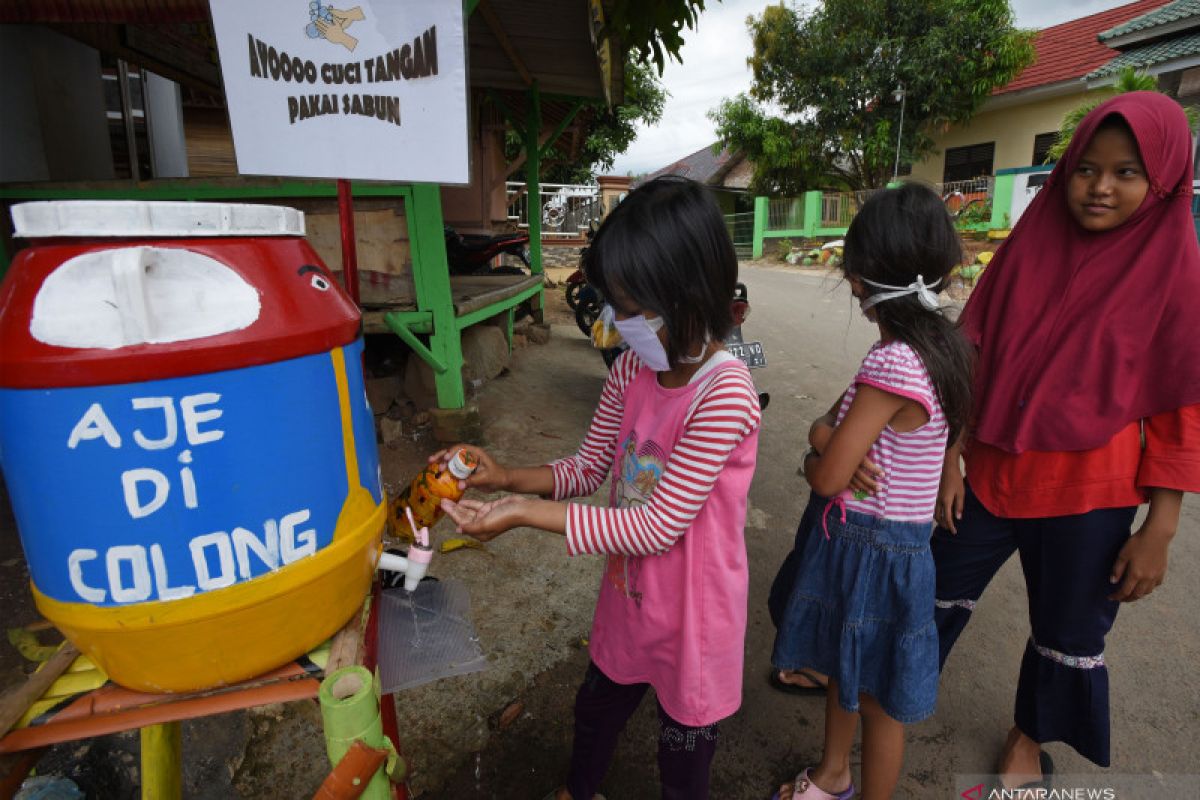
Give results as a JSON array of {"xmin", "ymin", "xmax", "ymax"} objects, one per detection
[{"xmin": 0, "ymin": 201, "xmax": 385, "ymax": 692}]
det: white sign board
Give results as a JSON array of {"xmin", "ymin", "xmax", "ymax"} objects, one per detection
[{"xmin": 208, "ymin": 0, "xmax": 469, "ymax": 184}]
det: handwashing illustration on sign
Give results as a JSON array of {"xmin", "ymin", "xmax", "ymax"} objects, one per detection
[{"xmin": 306, "ymin": 3, "xmax": 365, "ymax": 51}]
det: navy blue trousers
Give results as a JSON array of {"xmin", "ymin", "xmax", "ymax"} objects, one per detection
[
  {"xmin": 566, "ymin": 661, "xmax": 720, "ymax": 800},
  {"xmin": 932, "ymin": 484, "xmax": 1135, "ymax": 767}
]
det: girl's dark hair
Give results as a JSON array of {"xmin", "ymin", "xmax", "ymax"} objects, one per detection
[
  {"xmin": 843, "ymin": 182, "xmax": 974, "ymax": 443},
  {"xmin": 582, "ymin": 176, "xmax": 737, "ymax": 365}
]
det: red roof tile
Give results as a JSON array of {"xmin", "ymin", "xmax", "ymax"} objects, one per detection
[{"xmin": 999, "ymin": 0, "xmax": 1174, "ymax": 94}]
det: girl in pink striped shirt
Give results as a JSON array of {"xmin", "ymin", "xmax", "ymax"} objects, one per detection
[
  {"xmin": 440, "ymin": 176, "xmax": 761, "ymax": 800},
  {"xmin": 771, "ymin": 183, "xmax": 973, "ymax": 800}
]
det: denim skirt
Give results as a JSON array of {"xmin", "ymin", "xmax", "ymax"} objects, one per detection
[{"xmin": 772, "ymin": 492, "xmax": 939, "ymax": 723}]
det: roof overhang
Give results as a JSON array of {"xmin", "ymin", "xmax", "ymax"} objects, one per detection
[
  {"xmin": 983, "ymin": 78, "xmax": 1089, "ymax": 112},
  {"xmin": 0, "ymin": 0, "xmax": 624, "ymax": 106},
  {"xmin": 1101, "ymin": 16, "xmax": 1200, "ymax": 50},
  {"xmin": 1087, "ymin": 51, "xmax": 1200, "ymax": 86},
  {"xmin": 468, "ymin": 0, "xmax": 622, "ymax": 105}
]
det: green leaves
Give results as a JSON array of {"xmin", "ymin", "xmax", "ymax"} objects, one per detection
[
  {"xmin": 714, "ymin": 0, "xmax": 1034, "ymax": 192},
  {"xmin": 1044, "ymin": 68, "xmax": 1196, "ymax": 163},
  {"xmin": 525, "ymin": 58, "xmax": 667, "ymax": 183},
  {"xmin": 602, "ymin": 1, "xmax": 707, "ymax": 75}
]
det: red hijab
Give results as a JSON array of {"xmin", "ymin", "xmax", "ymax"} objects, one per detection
[{"xmin": 961, "ymin": 92, "xmax": 1200, "ymax": 453}]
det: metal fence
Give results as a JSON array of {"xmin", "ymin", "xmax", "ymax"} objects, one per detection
[
  {"xmin": 936, "ymin": 177, "xmax": 994, "ymax": 218},
  {"xmin": 763, "ymin": 177, "xmax": 996, "ymax": 234},
  {"xmin": 725, "ymin": 211, "xmax": 755, "ymax": 259},
  {"xmin": 506, "ymin": 182, "xmax": 602, "ymax": 239},
  {"xmin": 767, "ymin": 197, "xmax": 804, "ymax": 231}
]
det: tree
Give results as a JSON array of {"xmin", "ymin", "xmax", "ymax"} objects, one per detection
[
  {"xmin": 503, "ymin": 58, "xmax": 666, "ymax": 184},
  {"xmin": 602, "ymin": 1, "xmax": 710, "ymax": 75},
  {"xmin": 1045, "ymin": 67, "xmax": 1200, "ymax": 162},
  {"xmin": 709, "ymin": 0, "xmax": 1035, "ymax": 193}
]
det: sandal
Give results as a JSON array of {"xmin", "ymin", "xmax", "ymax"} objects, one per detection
[
  {"xmin": 999, "ymin": 751, "xmax": 1054, "ymax": 794},
  {"xmin": 768, "ymin": 668, "xmax": 828, "ymax": 696},
  {"xmin": 771, "ymin": 768, "xmax": 854, "ymax": 800}
]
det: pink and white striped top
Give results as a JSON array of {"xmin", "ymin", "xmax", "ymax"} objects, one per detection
[
  {"xmin": 550, "ymin": 350, "xmax": 761, "ymax": 556},
  {"xmin": 836, "ymin": 341, "xmax": 948, "ymax": 522}
]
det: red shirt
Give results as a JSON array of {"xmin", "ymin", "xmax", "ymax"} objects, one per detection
[{"xmin": 965, "ymin": 405, "xmax": 1200, "ymax": 519}]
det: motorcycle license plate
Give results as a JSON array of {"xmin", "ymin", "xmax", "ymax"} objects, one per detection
[{"xmin": 727, "ymin": 341, "xmax": 766, "ymax": 368}]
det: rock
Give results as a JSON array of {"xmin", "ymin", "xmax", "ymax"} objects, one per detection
[
  {"xmin": 380, "ymin": 416, "xmax": 407, "ymax": 448},
  {"xmin": 525, "ymin": 323, "xmax": 551, "ymax": 345},
  {"xmin": 387, "ymin": 398, "xmax": 416, "ymax": 421},
  {"xmin": 365, "ymin": 375, "xmax": 400, "ymax": 416},
  {"xmin": 460, "ymin": 324, "xmax": 510, "ymax": 383}
]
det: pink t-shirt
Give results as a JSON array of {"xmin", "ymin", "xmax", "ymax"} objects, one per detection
[
  {"xmin": 835, "ymin": 341, "xmax": 948, "ymax": 522},
  {"xmin": 550, "ymin": 350, "xmax": 761, "ymax": 726}
]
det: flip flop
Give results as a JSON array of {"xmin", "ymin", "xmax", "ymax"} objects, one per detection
[
  {"xmin": 768, "ymin": 667, "xmax": 828, "ymax": 696},
  {"xmin": 771, "ymin": 768, "xmax": 855, "ymax": 800},
  {"xmin": 1000, "ymin": 750, "xmax": 1054, "ymax": 793}
]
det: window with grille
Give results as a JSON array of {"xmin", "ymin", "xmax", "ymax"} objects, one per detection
[
  {"xmin": 942, "ymin": 142, "xmax": 994, "ymax": 183},
  {"xmin": 1032, "ymin": 132, "xmax": 1058, "ymax": 166}
]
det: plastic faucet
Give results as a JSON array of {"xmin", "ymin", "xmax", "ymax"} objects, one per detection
[{"xmin": 376, "ymin": 507, "xmax": 433, "ymax": 592}]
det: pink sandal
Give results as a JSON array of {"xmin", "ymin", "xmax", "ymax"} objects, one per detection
[{"xmin": 771, "ymin": 768, "xmax": 855, "ymax": 800}]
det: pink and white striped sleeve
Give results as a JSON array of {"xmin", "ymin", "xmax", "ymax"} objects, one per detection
[
  {"xmin": 565, "ymin": 365, "xmax": 761, "ymax": 557},
  {"xmin": 548, "ymin": 350, "xmax": 640, "ymax": 500}
]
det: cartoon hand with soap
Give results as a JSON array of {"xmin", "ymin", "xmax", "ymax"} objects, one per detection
[{"xmin": 308, "ymin": 3, "xmax": 364, "ymax": 52}]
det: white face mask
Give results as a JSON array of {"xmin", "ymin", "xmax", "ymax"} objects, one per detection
[
  {"xmin": 858, "ymin": 274, "xmax": 943, "ymax": 313},
  {"xmin": 612, "ymin": 310, "xmax": 671, "ymax": 371}
]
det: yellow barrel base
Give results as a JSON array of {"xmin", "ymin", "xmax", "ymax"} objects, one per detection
[{"xmin": 33, "ymin": 502, "xmax": 386, "ymax": 694}]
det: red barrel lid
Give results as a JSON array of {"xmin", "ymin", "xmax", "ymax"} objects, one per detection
[{"xmin": 0, "ymin": 201, "xmax": 361, "ymax": 389}]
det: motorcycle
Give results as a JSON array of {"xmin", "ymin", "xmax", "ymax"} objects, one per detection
[
  {"xmin": 564, "ymin": 268, "xmax": 587, "ymax": 310},
  {"xmin": 444, "ymin": 225, "xmax": 530, "ymax": 276},
  {"xmin": 564, "ymin": 222, "xmax": 598, "ymax": 310}
]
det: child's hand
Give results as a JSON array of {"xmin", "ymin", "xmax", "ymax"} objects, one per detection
[
  {"xmin": 440, "ymin": 495, "xmax": 527, "ymax": 541},
  {"xmin": 1108, "ymin": 525, "xmax": 1171, "ymax": 602},
  {"xmin": 935, "ymin": 454, "xmax": 965, "ymax": 533},
  {"xmin": 428, "ymin": 444, "xmax": 509, "ymax": 492},
  {"xmin": 849, "ymin": 456, "xmax": 883, "ymax": 497}
]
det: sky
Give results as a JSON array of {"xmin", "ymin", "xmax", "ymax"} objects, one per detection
[{"xmin": 608, "ymin": 0, "xmax": 1134, "ymax": 176}]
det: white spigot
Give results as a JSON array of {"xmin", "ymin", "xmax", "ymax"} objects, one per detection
[{"xmin": 377, "ymin": 506, "xmax": 433, "ymax": 592}]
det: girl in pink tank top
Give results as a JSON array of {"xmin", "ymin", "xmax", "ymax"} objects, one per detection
[{"xmin": 439, "ymin": 177, "xmax": 761, "ymax": 799}]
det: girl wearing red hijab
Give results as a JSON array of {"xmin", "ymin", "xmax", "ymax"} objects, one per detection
[{"xmin": 934, "ymin": 91, "xmax": 1200, "ymax": 789}]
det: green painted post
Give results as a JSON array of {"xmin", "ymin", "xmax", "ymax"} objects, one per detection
[
  {"xmin": 525, "ymin": 82, "xmax": 543, "ymax": 276},
  {"xmin": 751, "ymin": 196, "xmax": 767, "ymax": 259},
  {"xmin": 408, "ymin": 182, "xmax": 466, "ymax": 409},
  {"xmin": 990, "ymin": 173, "xmax": 1014, "ymax": 230},
  {"xmin": 803, "ymin": 191, "xmax": 822, "ymax": 238}
]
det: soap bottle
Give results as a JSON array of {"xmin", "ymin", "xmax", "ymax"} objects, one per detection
[{"xmin": 389, "ymin": 448, "xmax": 478, "ymax": 542}]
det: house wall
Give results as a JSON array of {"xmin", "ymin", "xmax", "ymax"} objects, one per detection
[
  {"xmin": 910, "ymin": 90, "xmax": 1097, "ymax": 182},
  {"xmin": 0, "ymin": 25, "xmax": 114, "ymax": 182},
  {"xmin": 144, "ymin": 72, "xmax": 189, "ymax": 178}
]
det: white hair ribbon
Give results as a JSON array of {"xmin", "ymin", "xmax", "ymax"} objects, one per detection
[{"xmin": 859, "ymin": 274, "xmax": 942, "ymax": 311}]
